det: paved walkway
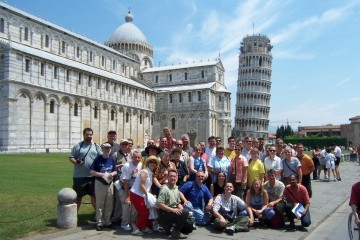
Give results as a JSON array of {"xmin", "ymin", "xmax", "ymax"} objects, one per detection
[{"xmin": 24, "ymin": 161, "xmax": 360, "ymax": 240}]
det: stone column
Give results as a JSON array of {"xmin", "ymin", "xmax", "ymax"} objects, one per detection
[{"xmin": 57, "ymin": 188, "xmax": 77, "ymax": 229}]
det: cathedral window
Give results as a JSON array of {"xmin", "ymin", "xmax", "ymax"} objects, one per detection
[
  {"xmin": 171, "ymin": 118, "xmax": 176, "ymax": 130},
  {"xmin": 106, "ymin": 81, "xmax": 109, "ymax": 91},
  {"xmin": 24, "ymin": 27, "xmax": 29, "ymax": 41},
  {"xmin": 78, "ymin": 72, "xmax": 82, "ymax": 85},
  {"xmin": 128, "ymin": 88, "xmax": 131, "ymax": 97},
  {"xmin": 201, "ymin": 70, "xmax": 205, "ymax": 79},
  {"xmin": 151, "ymin": 117, "xmax": 154, "ymax": 126},
  {"xmin": 219, "ymin": 95, "xmax": 222, "ymax": 102},
  {"xmin": 155, "ymin": 75, "xmax": 158, "ymax": 83},
  {"xmin": 114, "ymin": 83, "xmax": 117, "ymax": 93},
  {"xmin": 169, "ymin": 94, "xmax": 173, "ymax": 103},
  {"xmin": 112, "ymin": 60, "xmax": 116, "ymax": 70},
  {"xmin": 179, "ymin": 93, "xmax": 182, "ymax": 103},
  {"xmin": 185, "ymin": 72, "xmax": 188, "ymax": 80},
  {"xmin": 25, "ymin": 59, "xmax": 30, "ymax": 72},
  {"xmin": 74, "ymin": 103, "xmax": 78, "ymax": 116},
  {"xmin": 50, "ymin": 100, "xmax": 55, "ymax": 114},
  {"xmin": 97, "ymin": 79, "xmax": 101, "ymax": 89},
  {"xmin": 76, "ymin": 46, "xmax": 80, "ymax": 58},
  {"xmin": 54, "ymin": 66, "xmax": 58, "ymax": 79},
  {"xmin": 40, "ymin": 63, "xmax": 45, "ymax": 76},
  {"xmin": 94, "ymin": 106, "xmax": 98, "ymax": 119},
  {"xmin": 169, "ymin": 74, "xmax": 172, "ymax": 82},
  {"xmin": 188, "ymin": 92, "xmax": 192, "ymax": 102},
  {"xmin": 66, "ymin": 70, "xmax": 70, "ymax": 82},
  {"xmin": 88, "ymin": 76, "xmax": 92, "ymax": 87},
  {"xmin": 197, "ymin": 91, "xmax": 201, "ymax": 101},
  {"xmin": 0, "ymin": 18, "xmax": 4, "ymax": 33},
  {"xmin": 126, "ymin": 112, "xmax": 129, "ymax": 123},
  {"xmin": 139, "ymin": 115, "xmax": 142, "ymax": 124},
  {"xmin": 101, "ymin": 56, "xmax": 105, "ymax": 67},
  {"xmin": 45, "ymin": 34, "xmax": 49, "ymax": 48},
  {"xmin": 111, "ymin": 110, "xmax": 115, "ymax": 121},
  {"xmin": 61, "ymin": 41, "xmax": 66, "ymax": 53},
  {"xmin": 89, "ymin": 51, "xmax": 93, "ymax": 62}
]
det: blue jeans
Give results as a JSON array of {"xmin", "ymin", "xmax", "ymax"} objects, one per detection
[
  {"xmin": 284, "ymin": 203, "xmax": 311, "ymax": 227},
  {"xmin": 184, "ymin": 202, "xmax": 211, "ymax": 225}
]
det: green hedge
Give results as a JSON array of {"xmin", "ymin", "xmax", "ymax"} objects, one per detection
[{"xmin": 284, "ymin": 136, "xmax": 347, "ymax": 148}]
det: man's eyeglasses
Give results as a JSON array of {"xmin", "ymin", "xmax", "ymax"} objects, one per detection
[
  {"xmin": 269, "ymin": 150, "xmax": 276, "ymax": 152},
  {"xmin": 235, "ymin": 149, "xmax": 241, "ymax": 151},
  {"xmin": 246, "ymin": 141, "xmax": 252, "ymax": 143}
]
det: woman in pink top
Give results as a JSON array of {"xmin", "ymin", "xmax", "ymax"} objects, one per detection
[{"xmin": 230, "ymin": 145, "xmax": 248, "ymax": 199}]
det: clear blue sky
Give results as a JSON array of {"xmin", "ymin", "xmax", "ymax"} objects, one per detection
[{"xmin": 6, "ymin": 0, "xmax": 360, "ymax": 132}]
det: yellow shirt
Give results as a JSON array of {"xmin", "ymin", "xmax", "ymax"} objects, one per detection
[
  {"xmin": 224, "ymin": 148, "xmax": 236, "ymax": 161},
  {"xmin": 247, "ymin": 159, "xmax": 265, "ymax": 188}
]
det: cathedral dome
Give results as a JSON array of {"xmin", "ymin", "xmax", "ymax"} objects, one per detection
[{"xmin": 107, "ymin": 11, "xmax": 148, "ymax": 45}]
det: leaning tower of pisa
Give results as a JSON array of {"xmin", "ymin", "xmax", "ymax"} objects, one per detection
[{"xmin": 233, "ymin": 34, "xmax": 273, "ymax": 140}]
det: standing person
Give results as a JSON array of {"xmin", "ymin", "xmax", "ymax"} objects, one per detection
[
  {"xmin": 208, "ymin": 145, "xmax": 231, "ymax": 183},
  {"xmin": 212, "ymin": 182, "xmax": 254, "ymax": 235},
  {"xmin": 188, "ymin": 144, "xmax": 208, "ymax": 181},
  {"xmin": 357, "ymin": 144, "xmax": 360, "ymax": 163},
  {"xmin": 275, "ymin": 138, "xmax": 285, "ymax": 159},
  {"xmin": 280, "ymin": 146, "xmax": 302, "ymax": 186},
  {"xmin": 349, "ymin": 181, "xmax": 360, "ymax": 226},
  {"xmin": 141, "ymin": 139, "xmax": 156, "ymax": 158},
  {"xmin": 296, "ymin": 144, "xmax": 314, "ymax": 198},
  {"xmin": 245, "ymin": 180, "xmax": 275, "ymax": 224},
  {"xmin": 127, "ymin": 138, "xmax": 134, "ymax": 156},
  {"xmin": 205, "ymin": 136, "xmax": 217, "ymax": 162},
  {"xmin": 333, "ymin": 143, "xmax": 342, "ymax": 181},
  {"xmin": 112, "ymin": 138, "xmax": 131, "ymax": 224},
  {"xmin": 174, "ymin": 139, "xmax": 190, "ymax": 167},
  {"xmin": 181, "ymin": 171, "xmax": 214, "ymax": 226},
  {"xmin": 181, "ymin": 134, "xmax": 194, "ymax": 156},
  {"xmin": 130, "ymin": 156, "xmax": 158, "ymax": 236},
  {"xmin": 216, "ymin": 137, "xmax": 222, "ymax": 147},
  {"xmin": 258, "ymin": 138, "xmax": 265, "ymax": 161},
  {"xmin": 153, "ymin": 151, "xmax": 176, "ymax": 196},
  {"xmin": 69, "ymin": 127, "xmax": 102, "ymax": 211},
  {"xmin": 159, "ymin": 137, "xmax": 169, "ymax": 153},
  {"xmin": 157, "ymin": 169, "xmax": 190, "ymax": 239},
  {"xmin": 119, "ymin": 150, "xmax": 143, "ymax": 231},
  {"xmin": 210, "ymin": 171, "xmax": 227, "ymax": 198},
  {"xmin": 230, "ymin": 145, "xmax": 248, "ymax": 199},
  {"xmin": 241, "ymin": 136, "xmax": 253, "ymax": 160},
  {"xmin": 263, "ymin": 145, "xmax": 281, "ymax": 180},
  {"xmin": 171, "ymin": 147, "xmax": 189, "ymax": 187},
  {"xmin": 90, "ymin": 143, "xmax": 117, "ymax": 231},
  {"xmin": 283, "ymin": 175, "xmax": 311, "ymax": 229},
  {"xmin": 325, "ymin": 147, "xmax": 337, "ymax": 181},
  {"xmin": 224, "ymin": 136, "xmax": 236, "ymax": 161},
  {"xmin": 106, "ymin": 130, "xmax": 120, "ymax": 157},
  {"xmin": 158, "ymin": 127, "xmax": 176, "ymax": 150},
  {"xmin": 318, "ymin": 147, "xmax": 327, "ymax": 180},
  {"xmin": 311, "ymin": 146, "xmax": 320, "ymax": 180},
  {"xmin": 247, "ymin": 148, "xmax": 265, "ymax": 189}
]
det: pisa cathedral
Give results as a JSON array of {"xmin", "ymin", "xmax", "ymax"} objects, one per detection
[{"xmin": 0, "ymin": 3, "xmax": 231, "ymax": 153}]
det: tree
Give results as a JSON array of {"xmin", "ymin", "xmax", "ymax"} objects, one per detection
[{"xmin": 276, "ymin": 124, "xmax": 294, "ymax": 139}]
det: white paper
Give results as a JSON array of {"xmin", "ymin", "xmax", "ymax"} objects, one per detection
[
  {"xmin": 292, "ymin": 203, "xmax": 305, "ymax": 219},
  {"xmin": 114, "ymin": 180, "xmax": 121, "ymax": 190},
  {"xmin": 102, "ymin": 172, "xmax": 112, "ymax": 184}
]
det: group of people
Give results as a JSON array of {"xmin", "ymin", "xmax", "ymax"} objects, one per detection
[{"xmin": 69, "ymin": 127, "xmax": 338, "ymax": 238}]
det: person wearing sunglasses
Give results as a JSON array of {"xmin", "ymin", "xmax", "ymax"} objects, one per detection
[{"xmin": 263, "ymin": 145, "xmax": 282, "ymax": 181}]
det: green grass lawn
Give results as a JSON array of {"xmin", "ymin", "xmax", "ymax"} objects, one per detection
[{"xmin": 0, "ymin": 153, "xmax": 95, "ymax": 240}]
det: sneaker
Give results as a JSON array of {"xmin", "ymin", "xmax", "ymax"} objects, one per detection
[
  {"xmin": 338, "ymin": 177, "xmax": 342, "ymax": 181},
  {"xmin": 132, "ymin": 229, "xmax": 143, "ymax": 236},
  {"xmin": 192, "ymin": 223, "xmax": 197, "ymax": 230},
  {"xmin": 171, "ymin": 231, "xmax": 187, "ymax": 239},
  {"xmin": 225, "ymin": 226, "xmax": 235, "ymax": 235},
  {"xmin": 121, "ymin": 224, "xmax": 132, "ymax": 231},
  {"xmin": 153, "ymin": 221, "xmax": 159, "ymax": 232},
  {"xmin": 143, "ymin": 227, "xmax": 153, "ymax": 233},
  {"xmin": 334, "ymin": 178, "xmax": 338, "ymax": 182}
]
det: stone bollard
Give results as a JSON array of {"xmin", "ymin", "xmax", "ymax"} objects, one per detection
[{"xmin": 57, "ymin": 188, "xmax": 77, "ymax": 229}]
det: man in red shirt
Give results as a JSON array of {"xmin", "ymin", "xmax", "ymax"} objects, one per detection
[
  {"xmin": 349, "ymin": 182, "xmax": 360, "ymax": 226},
  {"xmin": 284, "ymin": 175, "xmax": 311, "ymax": 228}
]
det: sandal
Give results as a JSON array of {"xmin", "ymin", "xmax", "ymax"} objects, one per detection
[{"xmin": 132, "ymin": 229, "xmax": 143, "ymax": 236}]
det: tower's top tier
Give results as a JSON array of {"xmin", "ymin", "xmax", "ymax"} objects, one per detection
[{"xmin": 240, "ymin": 35, "xmax": 272, "ymax": 54}]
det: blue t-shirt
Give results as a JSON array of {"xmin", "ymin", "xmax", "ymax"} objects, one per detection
[
  {"xmin": 90, "ymin": 155, "xmax": 116, "ymax": 173},
  {"xmin": 180, "ymin": 181, "xmax": 212, "ymax": 209}
]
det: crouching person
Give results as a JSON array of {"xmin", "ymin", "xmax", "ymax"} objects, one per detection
[
  {"xmin": 157, "ymin": 169, "xmax": 190, "ymax": 239},
  {"xmin": 90, "ymin": 143, "xmax": 117, "ymax": 231},
  {"xmin": 213, "ymin": 182, "xmax": 254, "ymax": 235},
  {"xmin": 284, "ymin": 174, "xmax": 311, "ymax": 228},
  {"xmin": 180, "ymin": 171, "xmax": 214, "ymax": 226}
]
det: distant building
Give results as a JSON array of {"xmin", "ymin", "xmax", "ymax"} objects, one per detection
[
  {"xmin": 341, "ymin": 116, "xmax": 360, "ymax": 146},
  {"xmin": 233, "ymin": 35, "xmax": 273, "ymax": 140},
  {"xmin": 297, "ymin": 125, "xmax": 341, "ymax": 137},
  {"xmin": 0, "ymin": 3, "xmax": 231, "ymax": 152}
]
